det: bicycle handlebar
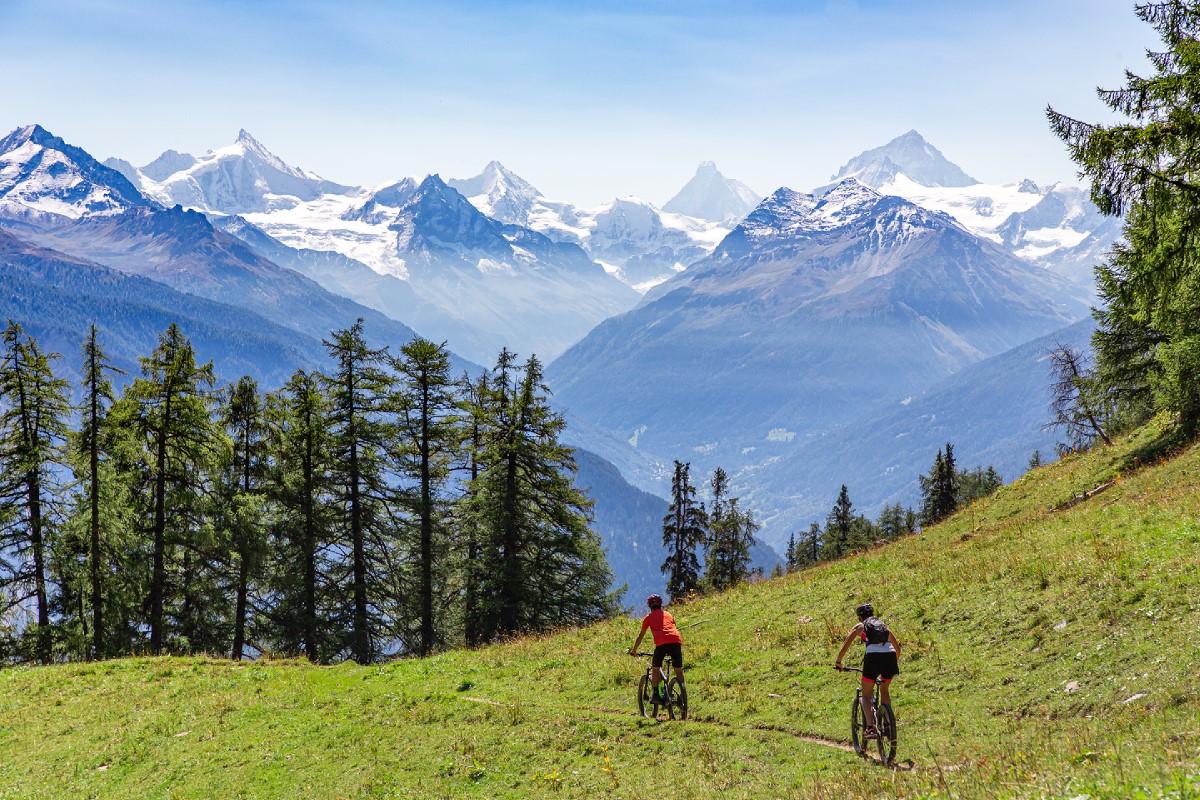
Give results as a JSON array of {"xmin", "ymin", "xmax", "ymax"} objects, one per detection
[{"xmin": 834, "ymin": 665, "xmax": 862, "ymax": 673}]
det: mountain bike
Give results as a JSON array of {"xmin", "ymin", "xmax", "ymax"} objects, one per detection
[
  {"xmin": 836, "ymin": 665, "xmax": 896, "ymax": 764},
  {"xmin": 632, "ymin": 652, "xmax": 688, "ymax": 720}
]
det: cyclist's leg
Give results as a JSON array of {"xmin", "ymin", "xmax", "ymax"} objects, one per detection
[
  {"xmin": 651, "ymin": 645, "xmax": 667, "ymax": 697},
  {"xmin": 860, "ymin": 676, "xmax": 877, "ymax": 728},
  {"xmin": 878, "ymin": 677, "xmax": 892, "ymax": 708},
  {"xmin": 670, "ymin": 644, "xmax": 684, "ymax": 684}
]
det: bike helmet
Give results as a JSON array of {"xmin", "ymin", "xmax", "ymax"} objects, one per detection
[
  {"xmin": 855, "ymin": 603, "xmax": 874, "ymax": 620},
  {"xmin": 647, "ymin": 594, "xmax": 663, "ymax": 609}
]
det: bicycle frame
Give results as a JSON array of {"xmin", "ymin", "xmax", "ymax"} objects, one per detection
[
  {"xmin": 838, "ymin": 665, "xmax": 896, "ymax": 764},
  {"xmin": 633, "ymin": 651, "xmax": 687, "ymax": 720}
]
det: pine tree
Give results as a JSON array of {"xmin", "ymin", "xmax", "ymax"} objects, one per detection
[
  {"xmin": 391, "ymin": 338, "xmax": 461, "ymax": 656},
  {"xmin": 462, "ymin": 350, "xmax": 617, "ymax": 641},
  {"xmin": 110, "ymin": 323, "xmax": 223, "ymax": 654},
  {"xmin": 661, "ymin": 460, "xmax": 707, "ymax": 600},
  {"xmin": 322, "ymin": 320, "xmax": 399, "ymax": 664},
  {"xmin": 219, "ymin": 376, "xmax": 269, "ymax": 661},
  {"xmin": 0, "ymin": 323, "xmax": 71, "ymax": 662},
  {"xmin": 1048, "ymin": 1, "xmax": 1200, "ymax": 435},
  {"xmin": 263, "ymin": 369, "xmax": 336, "ymax": 661},
  {"xmin": 1044, "ymin": 343, "xmax": 1114, "ymax": 450},
  {"xmin": 919, "ymin": 444, "xmax": 960, "ymax": 526},
  {"xmin": 458, "ymin": 370, "xmax": 490, "ymax": 648},
  {"xmin": 66, "ymin": 325, "xmax": 127, "ymax": 660},
  {"xmin": 957, "ymin": 465, "xmax": 1004, "ymax": 506},
  {"xmin": 821, "ymin": 485, "xmax": 854, "ymax": 560},
  {"xmin": 704, "ymin": 466, "xmax": 758, "ymax": 592}
]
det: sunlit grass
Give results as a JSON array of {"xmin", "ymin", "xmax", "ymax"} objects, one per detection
[{"xmin": 0, "ymin": 420, "xmax": 1198, "ymax": 798}]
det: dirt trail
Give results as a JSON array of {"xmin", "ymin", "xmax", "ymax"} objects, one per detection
[{"xmin": 460, "ymin": 695, "xmax": 916, "ymax": 766}]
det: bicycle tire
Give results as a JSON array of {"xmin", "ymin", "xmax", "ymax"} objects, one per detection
[
  {"xmin": 850, "ymin": 694, "xmax": 865, "ymax": 755},
  {"xmin": 877, "ymin": 703, "xmax": 897, "ymax": 765},
  {"xmin": 637, "ymin": 673, "xmax": 658, "ymax": 718},
  {"xmin": 666, "ymin": 678, "xmax": 687, "ymax": 720}
]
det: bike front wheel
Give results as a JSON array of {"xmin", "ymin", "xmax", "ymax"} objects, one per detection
[
  {"xmin": 876, "ymin": 703, "xmax": 897, "ymax": 765},
  {"xmin": 637, "ymin": 674, "xmax": 659, "ymax": 719},
  {"xmin": 666, "ymin": 678, "xmax": 687, "ymax": 720},
  {"xmin": 850, "ymin": 695, "xmax": 865, "ymax": 755}
]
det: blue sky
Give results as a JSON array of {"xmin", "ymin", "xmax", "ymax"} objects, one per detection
[{"xmin": 0, "ymin": 0, "xmax": 1155, "ymax": 206}]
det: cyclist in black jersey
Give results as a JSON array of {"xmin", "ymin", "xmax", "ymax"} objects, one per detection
[{"xmin": 835, "ymin": 602, "xmax": 900, "ymax": 738}]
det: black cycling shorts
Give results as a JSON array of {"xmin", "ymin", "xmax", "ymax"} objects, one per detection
[
  {"xmin": 862, "ymin": 651, "xmax": 899, "ymax": 683},
  {"xmin": 653, "ymin": 642, "xmax": 683, "ymax": 670}
]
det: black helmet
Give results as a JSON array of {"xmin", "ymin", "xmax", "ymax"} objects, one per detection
[
  {"xmin": 855, "ymin": 603, "xmax": 874, "ymax": 620},
  {"xmin": 647, "ymin": 594, "xmax": 663, "ymax": 609}
]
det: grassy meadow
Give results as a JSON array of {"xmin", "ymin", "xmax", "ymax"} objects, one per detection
[{"xmin": 1, "ymin": 421, "xmax": 1199, "ymax": 799}]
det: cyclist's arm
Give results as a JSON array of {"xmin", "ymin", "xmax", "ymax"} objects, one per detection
[
  {"xmin": 888, "ymin": 630, "xmax": 900, "ymax": 657},
  {"xmin": 834, "ymin": 623, "xmax": 863, "ymax": 667},
  {"xmin": 629, "ymin": 627, "xmax": 647, "ymax": 656}
]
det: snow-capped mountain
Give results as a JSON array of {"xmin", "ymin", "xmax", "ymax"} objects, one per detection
[
  {"xmin": 821, "ymin": 131, "xmax": 1121, "ymax": 291},
  {"xmin": 548, "ymin": 178, "xmax": 1088, "ymax": 486},
  {"xmin": 662, "ymin": 161, "xmax": 760, "ymax": 224},
  {"xmin": 447, "ymin": 161, "xmax": 543, "ymax": 227},
  {"xmin": 243, "ymin": 174, "xmax": 640, "ymax": 363},
  {"xmin": 121, "ymin": 130, "xmax": 357, "ymax": 215},
  {"xmin": 448, "ymin": 162, "xmax": 736, "ymax": 291},
  {"xmin": 823, "ymin": 129, "xmax": 978, "ymax": 190},
  {"xmin": 0, "ymin": 125, "xmax": 150, "ymax": 221},
  {"xmin": 582, "ymin": 196, "xmax": 723, "ymax": 289}
]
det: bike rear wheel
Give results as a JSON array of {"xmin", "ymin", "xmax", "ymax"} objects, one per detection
[
  {"xmin": 666, "ymin": 678, "xmax": 688, "ymax": 720},
  {"xmin": 637, "ymin": 674, "xmax": 659, "ymax": 719}
]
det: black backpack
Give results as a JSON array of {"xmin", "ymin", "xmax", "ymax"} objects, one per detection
[{"xmin": 863, "ymin": 616, "xmax": 890, "ymax": 645}]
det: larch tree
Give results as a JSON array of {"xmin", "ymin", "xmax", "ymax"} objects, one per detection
[
  {"xmin": 322, "ymin": 320, "xmax": 400, "ymax": 664},
  {"xmin": 67, "ymin": 325, "xmax": 127, "ymax": 660},
  {"xmin": 220, "ymin": 376, "xmax": 269, "ymax": 661},
  {"xmin": 1049, "ymin": 0, "xmax": 1200, "ymax": 435},
  {"xmin": 0, "ymin": 322, "xmax": 71, "ymax": 662},
  {"xmin": 462, "ymin": 350, "xmax": 617, "ymax": 642},
  {"xmin": 263, "ymin": 369, "xmax": 336, "ymax": 662},
  {"xmin": 661, "ymin": 460, "xmax": 707, "ymax": 600},
  {"xmin": 110, "ymin": 323, "xmax": 223, "ymax": 655},
  {"xmin": 391, "ymin": 337, "xmax": 461, "ymax": 656}
]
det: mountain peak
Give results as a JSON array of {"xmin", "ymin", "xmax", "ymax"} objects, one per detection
[
  {"xmin": 447, "ymin": 162, "xmax": 543, "ymax": 226},
  {"xmin": 663, "ymin": 161, "xmax": 760, "ymax": 223},
  {"xmin": 0, "ymin": 124, "xmax": 149, "ymax": 218},
  {"xmin": 824, "ymin": 131, "xmax": 978, "ymax": 191}
]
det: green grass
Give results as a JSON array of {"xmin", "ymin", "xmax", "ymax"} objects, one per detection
[{"xmin": 2, "ymin": 421, "xmax": 1199, "ymax": 798}]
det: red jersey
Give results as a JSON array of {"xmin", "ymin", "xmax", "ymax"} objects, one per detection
[{"xmin": 641, "ymin": 609, "xmax": 682, "ymax": 646}]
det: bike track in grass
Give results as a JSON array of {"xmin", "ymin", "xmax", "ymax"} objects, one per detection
[{"xmin": 459, "ymin": 695, "xmax": 931, "ymax": 771}]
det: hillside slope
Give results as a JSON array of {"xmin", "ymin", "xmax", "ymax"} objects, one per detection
[{"xmin": 1, "ymin": 423, "xmax": 1197, "ymax": 799}]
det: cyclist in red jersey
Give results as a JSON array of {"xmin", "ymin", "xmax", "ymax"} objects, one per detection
[{"xmin": 628, "ymin": 594, "xmax": 684, "ymax": 704}]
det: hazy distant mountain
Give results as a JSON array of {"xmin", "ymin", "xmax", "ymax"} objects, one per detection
[
  {"xmin": 663, "ymin": 161, "xmax": 760, "ymax": 223},
  {"xmin": 823, "ymin": 130, "xmax": 978, "ymax": 191},
  {"xmin": 548, "ymin": 179, "xmax": 1087, "ymax": 475},
  {"xmin": 449, "ymin": 162, "xmax": 732, "ymax": 292},
  {"xmin": 0, "ymin": 125, "xmax": 151, "ymax": 221},
  {"xmin": 387, "ymin": 174, "xmax": 641, "ymax": 361},
  {"xmin": 447, "ymin": 161, "xmax": 543, "ymax": 227},
  {"xmin": 583, "ymin": 197, "xmax": 715, "ymax": 287},
  {"xmin": 738, "ymin": 317, "xmax": 1097, "ymax": 549},
  {"xmin": 7, "ymin": 203, "xmax": 443, "ymax": 364},
  {"xmin": 0, "ymin": 228, "xmax": 324, "ymax": 386},
  {"xmin": 132, "ymin": 130, "xmax": 357, "ymax": 214}
]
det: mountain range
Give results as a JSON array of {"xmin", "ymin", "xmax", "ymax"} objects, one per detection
[{"xmin": 0, "ymin": 120, "xmax": 1121, "ymax": 561}]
